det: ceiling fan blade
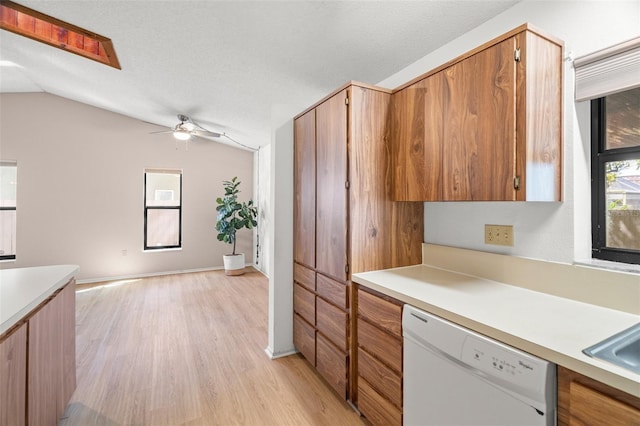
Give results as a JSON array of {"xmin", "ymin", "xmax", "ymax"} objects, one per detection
[
  {"xmin": 149, "ymin": 129, "xmax": 173, "ymax": 134},
  {"xmin": 193, "ymin": 129, "xmax": 223, "ymax": 139}
]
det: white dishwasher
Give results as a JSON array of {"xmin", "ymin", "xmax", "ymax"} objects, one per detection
[{"xmin": 403, "ymin": 305, "xmax": 556, "ymax": 426}]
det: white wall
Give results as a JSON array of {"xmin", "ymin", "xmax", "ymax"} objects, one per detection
[
  {"xmin": 0, "ymin": 93, "xmax": 255, "ymax": 281},
  {"xmin": 377, "ymin": 0, "xmax": 640, "ymax": 264},
  {"xmin": 266, "ymin": 105, "xmax": 296, "ymax": 358}
]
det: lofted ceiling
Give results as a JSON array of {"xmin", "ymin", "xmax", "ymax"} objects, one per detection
[{"xmin": 0, "ymin": 0, "xmax": 520, "ymax": 150}]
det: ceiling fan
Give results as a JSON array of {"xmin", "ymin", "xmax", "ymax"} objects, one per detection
[
  {"xmin": 151, "ymin": 114, "xmax": 257, "ymax": 151},
  {"xmin": 152, "ymin": 114, "xmax": 224, "ymax": 141}
]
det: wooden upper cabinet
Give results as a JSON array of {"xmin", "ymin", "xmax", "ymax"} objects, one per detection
[
  {"xmin": 516, "ymin": 30, "xmax": 563, "ymax": 201},
  {"xmin": 316, "ymin": 89, "xmax": 349, "ymax": 282},
  {"xmin": 351, "ymin": 85, "xmax": 424, "ymax": 271},
  {"xmin": 293, "ymin": 109, "xmax": 316, "ymax": 268},
  {"xmin": 391, "ymin": 72, "xmax": 444, "ymax": 201},
  {"xmin": 443, "ymin": 37, "xmax": 517, "ymax": 201},
  {"xmin": 391, "ymin": 24, "xmax": 562, "ymax": 202}
]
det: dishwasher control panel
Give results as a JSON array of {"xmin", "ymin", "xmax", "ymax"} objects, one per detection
[{"xmin": 461, "ymin": 334, "xmax": 548, "ymax": 392}]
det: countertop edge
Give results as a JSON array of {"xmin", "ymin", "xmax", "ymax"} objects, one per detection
[
  {"xmin": 352, "ymin": 267, "xmax": 640, "ymax": 399},
  {"xmin": 0, "ymin": 265, "xmax": 79, "ymax": 336}
]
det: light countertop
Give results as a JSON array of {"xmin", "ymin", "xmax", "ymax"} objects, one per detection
[
  {"xmin": 352, "ymin": 264, "xmax": 640, "ymax": 398},
  {"xmin": 0, "ymin": 265, "xmax": 79, "ymax": 335}
]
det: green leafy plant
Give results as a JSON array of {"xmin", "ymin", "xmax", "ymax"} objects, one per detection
[{"xmin": 215, "ymin": 177, "xmax": 258, "ymax": 255}]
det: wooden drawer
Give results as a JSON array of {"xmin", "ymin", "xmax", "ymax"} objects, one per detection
[
  {"xmin": 358, "ymin": 376, "xmax": 402, "ymax": 426},
  {"xmin": 294, "ymin": 263, "xmax": 315, "ymax": 291},
  {"xmin": 316, "ymin": 333, "xmax": 347, "ymax": 399},
  {"xmin": 358, "ymin": 288, "xmax": 402, "ymax": 338},
  {"xmin": 358, "ymin": 348, "xmax": 401, "ymax": 408},
  {"xmin": 293, "ymin": 283, "xmax": 315, "ymax": 325},
  {"xmin": 293, "ymin": 314, "xmax": 315, "ymax": 365},
  {"xmin": 358, "ymin": 318, "xmax": 402, "ymax": 373},
  {"xmin": 316, "ymin": 297, "xmax": 347, "ymax": 350},
  {"xmin": 317, "ymin": 274, "xmax": 347, "ymax": 309},
  {"xmin": 558, "ymin": 366, "xmax": 640, "ymax": 426}
]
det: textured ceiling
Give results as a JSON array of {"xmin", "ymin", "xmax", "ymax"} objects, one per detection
[{"xmin": 0, "ymin": 0, "xmax": 520, "ymax": 150}]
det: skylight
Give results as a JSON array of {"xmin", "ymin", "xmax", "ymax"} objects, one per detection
[{"xmin": 0, "ymin": 0, "xmax": 120, "ymax": 69}]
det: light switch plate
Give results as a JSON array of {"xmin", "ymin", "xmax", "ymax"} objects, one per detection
[{"xmin": 485, "ymin": 224, "xmax": 514, "ymax": 246}]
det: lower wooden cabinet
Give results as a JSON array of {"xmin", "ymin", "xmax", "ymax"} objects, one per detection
[
  {"xmin": 358, "ymin": 376, "xmax": 402, "ymax": 426},
  {"xmin": 356, "ymin": 287, "xmax": 403, "ymax": 426},
  {"xmin": 558, "ymin": 365, "xmax": 640, "ymax": 426},
  {"xmin": 0, "ymin": 279, "xmax": 76, "ymax": 426},
  {"xmin": 293, "ymin": 264, "xmax": 350, "ymax": 398},
  {"xmin": 293, "ymin": 314, "xmax": 315, "ymax": 365},
  {"xmin": 316, "ymin": 333, "xmax": 348, "ymax": 398},
  {"xmin": 0, "ymin": 323, "xmax": 27, "ymax": 426}
]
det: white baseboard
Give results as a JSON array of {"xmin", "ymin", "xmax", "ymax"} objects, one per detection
[
  {"xmin": 76, "ymin": 266, "xmax": 224, "ymax": 284},
  {"xmin": 264, "ymin": 347, "xmax": 298, "ymax": 360}
]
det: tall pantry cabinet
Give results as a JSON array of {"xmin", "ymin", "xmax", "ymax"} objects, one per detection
[{"xmin": 293, "ymin": 82, "xmax": 423, "ymax": 402}]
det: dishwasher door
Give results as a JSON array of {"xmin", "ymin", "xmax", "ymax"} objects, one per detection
[{"xmin": 403, "ymin": 305, "xmax": 556, "ymax": 426}]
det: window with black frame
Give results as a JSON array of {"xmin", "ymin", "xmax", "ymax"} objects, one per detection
[
  {"xmin": 144, "ymin": 169, "xmax": 182, "ymax": 250},
  {"xmin": 591, "ymin": 87, "xmax": 640, "ymax": 264},
  {"xmin": 0, "ymin": 161, "xmax": 17, "ymax": 260}
]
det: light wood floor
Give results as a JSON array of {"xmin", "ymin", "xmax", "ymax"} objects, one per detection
[{"xmin": 60, "ymin": 270, "xmax": 365, "ymax": 425}]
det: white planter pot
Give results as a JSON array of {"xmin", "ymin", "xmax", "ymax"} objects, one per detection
[{"xmin": 223, "ymin": 253, "xmax": 245, "ymax": 276}]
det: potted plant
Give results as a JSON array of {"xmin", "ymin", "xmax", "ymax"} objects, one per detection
[{"xmin": 215, "ymin": 177, "xmax": 258, "ymax": 275}]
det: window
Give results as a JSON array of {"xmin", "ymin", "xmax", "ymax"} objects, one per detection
[
  {"xmin": 0, "ymin": 161, "xmax": 17, "ymax": 260},
  {"xmin": 591, "ymin": 87, "xmax": 640, "ymax": 264},
  {"xmin": 144, "ymin": 169, "xmax": 182, "ymax": 250}
]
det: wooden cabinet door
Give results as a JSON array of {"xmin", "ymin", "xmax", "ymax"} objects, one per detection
[
  {"xmin": 60, "ymin": 281, "xmax": 77, "ymax": 412},
  {"xmin": 29, "ymin": 291, "xmax": 64, "ymax": 426},
  {"xmin": 0, "ymin": 323, "xmax": 27, "ymax": 426},
  {"xmin": 558, "ymin": 366, "xmax": 640, "ymax": 426},
  {"xmin": 442, "ymin": 37, "xmax": 517, "ymax": 201},
  {"xmin": 391, "ymin": 73, "xmax": 444, "ymax": 201},
  {"xmin": 293, "ymin": 109, "xmax": 316, "ymax": 268},
  {"xmin": 316, "ymin": 90, "xmax": 348, "ymax": 282}
]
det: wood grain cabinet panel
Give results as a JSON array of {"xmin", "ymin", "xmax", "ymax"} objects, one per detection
[
  {"xmin": 390, "ymin": 72, "xmax": 443, "ymax": 201},
  {"xmin": 358, "ymin": 348, "xmax": 401, "ymax": 408},
  {"xmin": 316, "ymin": 90, "xmax": 349, "ymax": 282},
  {"xmin": 442, "ymin": 37, "xmax": 516, "ymax": 201},
  {"xmin": 391, "ymin": 24, "xmax": 562, "ymax": 202},
  {"xmin": 293, "ymin": 314, "xmax": 315, "ymax": 366},
  {"xmin": 0, "ymin": 323, "xmax": 27, "ymax": 426},
  {"xmin": 349, "ymin": 85, "xmax": 424, "ymax": 273},
  {"xmin": 28, "ymin": 289, "xmax": 64, "ymax": 426},
  {"xmin": 60, "ymin": 281, "xmax": 77, "ymax": 409},
  {"xmin": 358, "ymin": 377, "xmax": 402, "ymax": 426},
  {"xmin": 316, "ymin": 274, "xmax": 347, "ymax": 309},
  {"xmin": 293, "ymin": 283, "xmax": 315, "ymax": 325},
  {"xmin": 316, "ymin": 298, "xmax": 347, "ymax": 350},
  {"xmin": 356, "ymin": 287, "xmax": 404, "ymax": 425},
  {"xmin": 293, "ymin": 109, "xmax": 316, "ymax": 268},
  {"xmin": 293, "ymin": 263, "xmax": 315, "ymax": 292},
  {"xmin": 0, "ymin": 280, "xmax": 76, "ymax": 426},
  {"xmin": 357, "ymin": 289, "xmax": 402, "ymax": 337},
  {"xmin": 316, "ymin": 333, "xmax": 348, "ymax": 399},
  {"xmin": 558, "ymin": 365, "xmax": 640, "ymax": 426},
  {"xmin": 357, "ymin": 318, "xmax": 402, "ymax": 374}
]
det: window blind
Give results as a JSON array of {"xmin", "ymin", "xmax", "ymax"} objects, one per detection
[{"xmin": 574, "ymin": 36, "xmax": 640, "ymax": 102}]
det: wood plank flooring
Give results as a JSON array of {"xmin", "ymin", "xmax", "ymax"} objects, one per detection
[{"xmin": 60, "ymin": 270, "xmax": 365, "ymax": 425}]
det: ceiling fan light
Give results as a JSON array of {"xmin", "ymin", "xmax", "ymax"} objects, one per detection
[{"xmin": 173, "ymin": 129, "xmax": 191, "ymax": 140}]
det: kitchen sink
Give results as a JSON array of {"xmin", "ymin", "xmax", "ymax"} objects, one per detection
[{"xmin": 583, "ymin": 322, "xmax": 640, "ymax": 375}]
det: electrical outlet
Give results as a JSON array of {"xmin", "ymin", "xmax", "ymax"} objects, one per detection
[{"xmin": 485, "ymin": 224, "xmax": 514, "ymax": 246}]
